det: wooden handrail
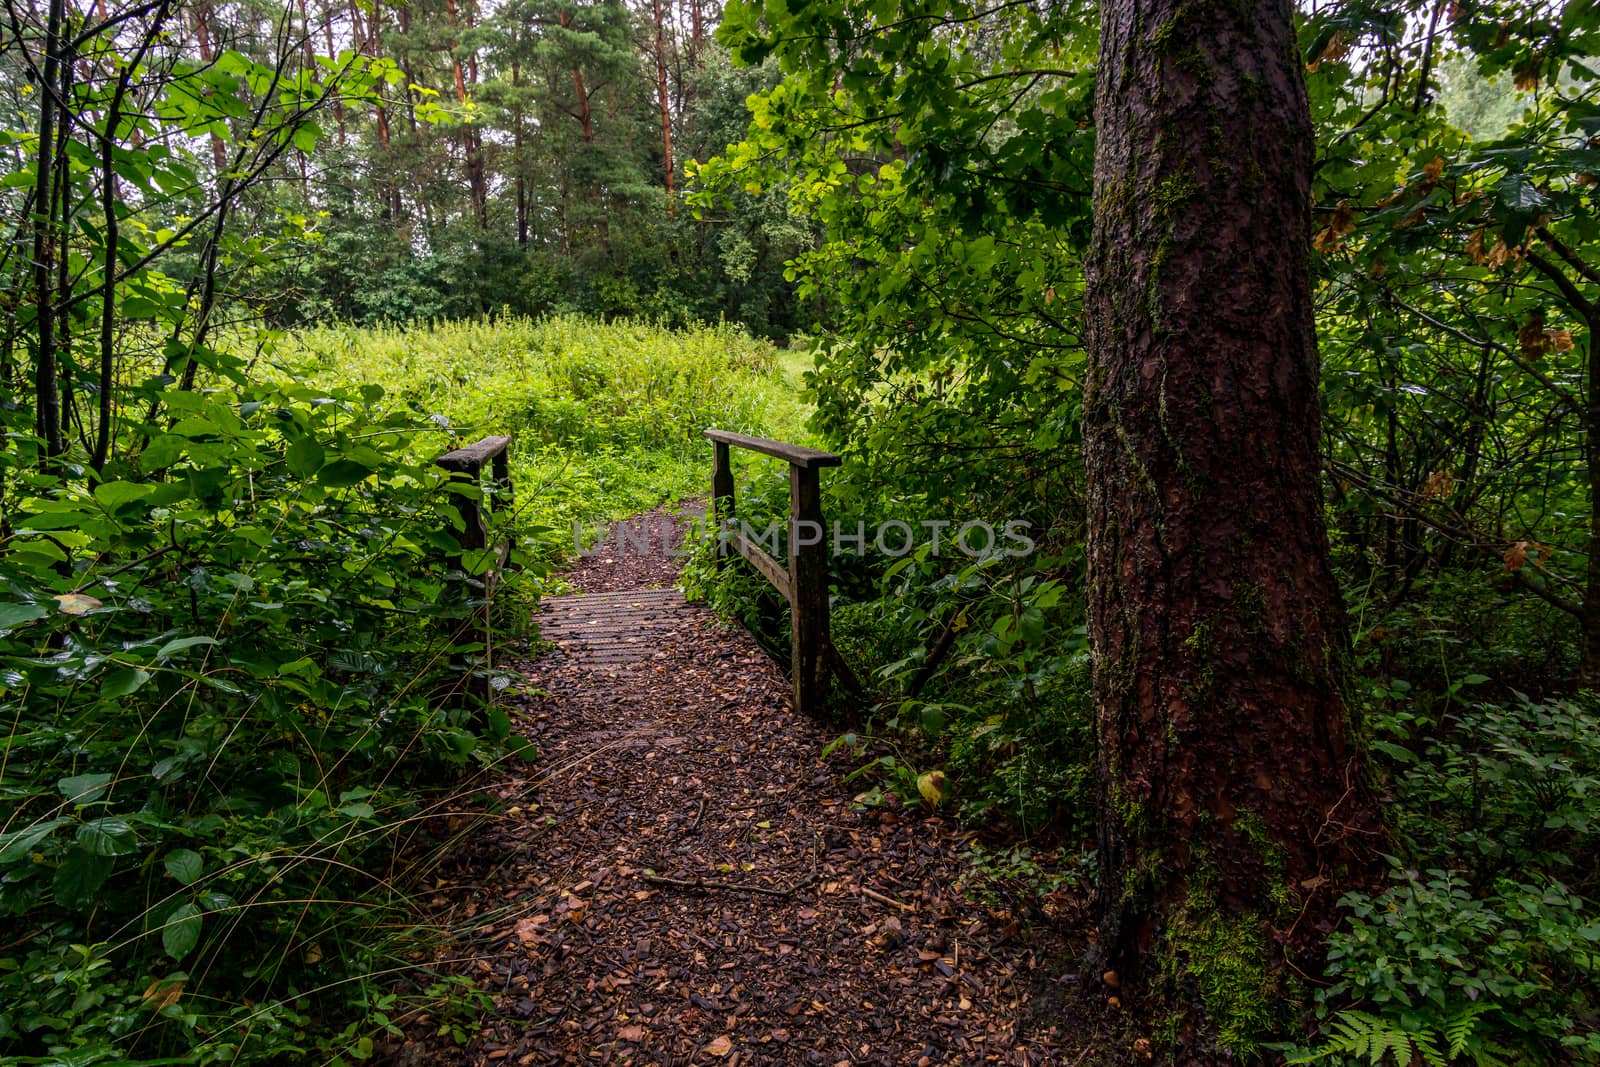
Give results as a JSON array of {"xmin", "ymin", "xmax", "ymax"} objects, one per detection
[
  {"xmin": 704, "ymin": 429, "xmax": 843, "ymax": 470},
  {"xmin": 705, "ymin": 428, "xmax": 858, "ymax": 717},
  {"xmin": 435, "ymin": 434, "xmax": 513, "ymax": 557}
]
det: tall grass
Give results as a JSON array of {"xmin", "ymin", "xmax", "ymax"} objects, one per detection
[{"xmin": 279, "ymin": 316, "xmax": 813, "ymax": 560}]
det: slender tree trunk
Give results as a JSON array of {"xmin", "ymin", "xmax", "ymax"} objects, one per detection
[
  {"xmin": 192, "ymin": 0, "xmax": 228, "ymax": 176},
  {"xmin": 31, "ymin": 0, "xmax": 65, "ymax": 462},
  {"xmin": 513, "ymin": 60, "xmax": 527, "ymax": 248},
  {"xmin": 445, "ymin": 0, "xmax": 487, "ymax": 228},
  {"xmin": 651, "ymin": 0, "xmax": 675, "ymax": 214},
  {"xmin": 1082, "ymin": 0, "xmax": 1384, "ymax": 1053},
  {"xmin": 322, "ymin": 0, "xmax": 345, "ymax": 145}
]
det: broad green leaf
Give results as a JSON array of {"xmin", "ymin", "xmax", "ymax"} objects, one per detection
[
  {"xmin": 162, "ymin": 902, "xmax": 203, "ymax": 960},
  {"xmin": 93, "ymin": 481, "xmax": 155, "ymax": 512},
  {"xmin": 317, "ymin": 459, "xmax": 374, "ymax": 487},
  {"xmin": 54, "ymin": 845, "xmax": 116, "ymax": 908},
  {"xmin": 100, "ymin": 668, "xmax": 151, "ymax": 698},
  {"xmin": 0, "ymin": 818, "xmax": 69, "ymax": 864},
  {"xmin": 77, "ymin": 817, "xmax": 140, "ymax": 857},
  {"xmin": 287, "ymin": 437, "xmax": 325, "ymax": 477},
  {"xmin": 58, "ymin": 772, "xmax": 114, "ymax": 803},
  {"xmin": 0, "ymin": 603, "xmax": 46, "ymax": 630},
  {"xmin": 164, "ymin": 849, "xmax": 204, "ymax": 885},
  {"xmin": 156, "ymin": 636, "xmax": 219, "ymax": 659}
]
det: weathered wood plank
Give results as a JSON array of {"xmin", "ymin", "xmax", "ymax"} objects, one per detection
[
  {"xmin": 704, "ymin": 429, "xmax": 841, "ymax": 470},
  {"xmin": 436, "ymin": 434, "xmax": 513, "ymax": 473},
  {"xmin": 734, "ymin": 532, "xmax": 792, "ymax": 600}
]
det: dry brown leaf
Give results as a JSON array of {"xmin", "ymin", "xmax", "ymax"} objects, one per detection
[
  {"xmin": 1307, "ymin": 30, "xmax": 1349, "ymax": 72},
  {"xmin": 1514, "ymin": 55, "xmax": 1542, "ymax": 92},
  {"xmin": 142, "ymin": 979, "xmax": 184, "ymax": 1010},
  {"xmin": 618, "ymin": 1025, "xmax": 644, "ymax": 1042},
  {"xmin": 1504, "ymin": 541, "xmax": 1530, "ymax": 573},
  {"xmin": 1466, "ymin": 228, "xmax": 1487, "ymax": 265},
  {"xmin": 703, "ymin": 1035, "xmax": 734, "ymax": 1057},
  {"xmin": 1313, "ymin": 200, "xmax": 1357, "ymax": 252},
  {"xmin": 1422, "ymin": 155, "xmax": 1445, "ymax": 183}
]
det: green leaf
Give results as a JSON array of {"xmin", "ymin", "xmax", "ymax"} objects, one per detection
[
  {"xmin": 55, "ymin": 845, "xmax": 116, "ymax": 908},
  {"xmin": 287, "ymin": 437, "xmax": 325, "ymax": 477},
  {"xmin": 77, "ymin": 817, "xmax": 140, "ymax": 857},
  {"xmin": 0, "ymin": 818, "xmax": 68, "ymax": 864},
  {"xmin": 317, "ymin": 458, "xmax": 375, "ymax": 487},
  {"xmin": 93, "ymin": 481, "xmax": 155, "ymax": 512},
  {"xmin": 0, "ymin": 603, "xmax": 46, "ymax": 630},
  {"xmin": 100, "ymin": 668, "xmax": 151, "ymax": 698},
  {"xmin": 140, "ymin": 434, "xmax": 187, "ymax": 469},
  {"xmin": 164, "ymin": 848, "xmax": 204, "ymax": 886},
  {"xmin": 58, "ymin": 772, "xmax": 114, "ymax": 804},
  {"xmin": 156, "ymin": 636, "xmax": 219, "ymax": 659},
  {"xmin": 162, "ymin": 902, "xmax": 203, "ymax": 960}
]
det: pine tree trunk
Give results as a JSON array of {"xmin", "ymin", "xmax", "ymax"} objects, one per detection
[
  {"xmin": 651, "ymin": 0, "xmax": 675, "ymax": 214},
  {"xmin": 445, "ymin": 0, "xmax": 487, "ymax": 229},
  {"xmin": 319, "ymin": 0, "xmax": 345, "ymax": 145},
  {"xmin": 1082, "ymin": 0, "xmax": 1385, "ymax": 1053}
]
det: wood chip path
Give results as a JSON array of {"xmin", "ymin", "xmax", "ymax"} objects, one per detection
[{"xmin": 395, "ymin": 507, "xmax": 1088, "ymax": 1066}]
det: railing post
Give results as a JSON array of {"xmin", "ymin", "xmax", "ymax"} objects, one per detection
[
  {"xmin": 491, "ymin": 447, "xmax": 512, "ymax": 522},
  {"xmin": 711, "ymin": 440, "xmax": 735, "ymax": 566},
  {"xmin": 788, "ymin": 464, "xmax": 828, "ymax": 716},
  {"xmin": 447, "ymin": 465, "xmax": 489, "ymax": 555}
]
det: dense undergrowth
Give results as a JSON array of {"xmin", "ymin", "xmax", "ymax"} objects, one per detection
[
  {"xmin": 0, "ymin": 316, "xmax": 801, "ymax": 1065},
  {"xmin": 687, "ymin": 369, "xmax": 1600, "ymax": 1063}
]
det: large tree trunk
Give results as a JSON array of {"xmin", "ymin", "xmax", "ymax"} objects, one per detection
[{"xmin": 1082, "ymin": 0, "xmax": 1384, "ymax": 1054}]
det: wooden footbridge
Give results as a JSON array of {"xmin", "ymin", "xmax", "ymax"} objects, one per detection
[{"xmin": 436, "ymin": 428, "xmax": 859, "ymax": 715}]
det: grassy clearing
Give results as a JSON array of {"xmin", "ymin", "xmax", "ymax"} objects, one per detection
[{"xmin": 276, "ymin": 315, "xmax": 814, "ymax": 563}]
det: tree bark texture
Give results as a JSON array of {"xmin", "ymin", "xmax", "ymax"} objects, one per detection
[{"xmin": 1082, "ymin": 0, "xmax": 1385, "ymax": 1053}]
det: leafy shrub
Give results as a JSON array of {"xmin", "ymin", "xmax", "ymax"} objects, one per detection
[
  {"xmin": 1292, "ymin": 693, "xmax": 1600, "ymax": 1065},
  {"xmin": 1297, "ymin": 867, "xmax": 1600, "ymax": 1064},
  {"xmin": 0, "ymin": 377, "xmax": 529, "ymax": 1064}
]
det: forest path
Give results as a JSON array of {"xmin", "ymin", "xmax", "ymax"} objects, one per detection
[{"xmin": 425, "ymin": 505, "xmax": 1078, "ymax": 1066}]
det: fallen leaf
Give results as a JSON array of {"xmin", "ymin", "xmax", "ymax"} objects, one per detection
[
  {"xmin": 703, "ymin": 1035, "xmax": 733, "ymax": 1056},
  {"xmin": 54, "ymin": 593, "xmax": 102, "ymax": 615},
  {"xmin": 142, "ymin": 979, "xmax": 184, "ymax": 1010}
]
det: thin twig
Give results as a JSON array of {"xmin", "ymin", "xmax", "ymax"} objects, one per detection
[
  {"xmin": 640, "ymin": 871, "xmax": 814, "ymax": 898},
  {"xmin": 860, "ymin": 886, "xmax": 914, "ymax": 912}
]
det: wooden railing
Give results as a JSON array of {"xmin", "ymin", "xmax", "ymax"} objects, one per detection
[
  {"xmin": 434, "ymin": 434, "xmax": 514, "ymax": 707},
  {"xmin": 706, "ymin": 429, "xmax": 859, "ymax": 717},
  {"xmin": 435, "ymin": 434, "xmax": 513, "ymax": 564}
]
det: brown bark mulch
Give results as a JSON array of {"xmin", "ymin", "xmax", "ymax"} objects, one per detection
[{"xmin": 390, "ymin": 507, "xmax": 1098, "ymax": 1066}]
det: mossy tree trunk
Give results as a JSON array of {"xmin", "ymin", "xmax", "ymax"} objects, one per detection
[{"xmin": 1082, "ymin": 0, "xmax": 1386, "ymax": 1053}]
